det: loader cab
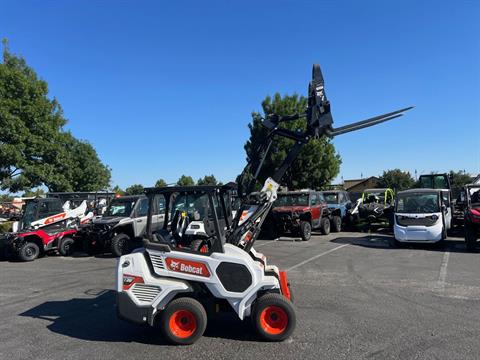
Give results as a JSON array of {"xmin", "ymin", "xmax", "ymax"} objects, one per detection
[
  {"xmin": 145, "ymin": 185, "xmax": 235, "ymax": 254},
  {"xmin": 418, "ymin": 174, "xmax": 451, "ymax": 190},
  {"xmin": 48, "ymin": 191, "xmax": 116, "ymax": 216},
  {"xmin": 18, "ymin": 197, "xmax": 65, "ymax": 230}
]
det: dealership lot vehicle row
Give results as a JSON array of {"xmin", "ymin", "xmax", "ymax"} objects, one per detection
[{"xmin": 1, "ymin": 232, "xmax": 479, "ymax": 360}]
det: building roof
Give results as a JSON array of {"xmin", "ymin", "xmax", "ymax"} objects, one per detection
[{"xmin": 343, "ymin": 176, "xmax": 379, "ymax": 190}]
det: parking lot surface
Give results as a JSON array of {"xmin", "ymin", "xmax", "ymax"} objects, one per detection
[{"xmin": 0, "ymin": 232, "xmax": 479, "ymax": 360}]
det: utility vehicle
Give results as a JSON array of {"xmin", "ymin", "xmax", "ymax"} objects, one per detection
[
  {"xmin": 349, "ymin": 188, "xmax": 395, "ymax": 227},
  {"xmin": 1, "ymin": 197, "xmax": 90, "ymax": 261},
  {"xmin": 393, "ymin": 188, "xmax": 451, "ymax": 245},
  {"xmin": 418, "ymin": 173, "xmax": 455, "ymax": 230},
  {"xmin": 81, "ymin": 195, "xmax": 162, "ymax": 257},
  {"xmin": 116, "ymin": 64, "xmax": 412, "ymax": 344},
  {"xmin": 462, "ymin": 184, "xmax": 480, "ymax": 251},
  {"xmin": 320, "ymin": 190, "xmax": 352, "ymax": 231},
  {"xmin": 264, "ymin": 190, "xmax": 331, "ymax": 241}
]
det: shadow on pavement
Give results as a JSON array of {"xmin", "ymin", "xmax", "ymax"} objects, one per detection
[
  {"xmin": 19, "ymin": 289, "xmax": 169, "ymax": 345},
  {"xmin": 331, "ymin": 235, "xmax": 471, "ymax": 253},
  {"xmin": 19, "ymin": 289, "xmax": 258, "ymax": 344}
]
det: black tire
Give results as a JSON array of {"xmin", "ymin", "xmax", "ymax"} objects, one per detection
[
  {"xmin": 320, "ymin": 217, "xmax": 331, "ymax": 235},
  {"xmin": 465, "ymin": 224, "xmax": 478, "ymax": 251},
  {"xmin": 388, "ymin": 213, "xmax": 395, "ymax": 230},
  {"xmin": 18, "ymin": 242, "xmax": 40, "ymax": 262},
  {"xmin": 59, "ymin": 237, "xmax": 75, "ymax": 256},
  {"xmin": 331, "ymin": 216, "xmax": 342, "ymax": 232},
  {"xmin": 299, "ymin": 221, "xmax": 312, "ymax": 241},
  {"xmin": 111, "ymin": 233, "xmax": 131, "ymax": 257},
  {"xmin": 190, "ymin": 238, "xmax": 209, "ymax": 253},
  {"xmin": 264, "ymin": 225, "xmax": 279, "ymax": 240},
  {"xmin": 159, "ymin": 297, "xmax": 207, "ymax": 345},
  {"xmin": 252, "ymin": 293, "xmax": 296, "ymax": 342}
]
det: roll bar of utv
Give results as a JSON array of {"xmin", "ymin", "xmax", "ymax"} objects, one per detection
[{"xmin": 145, "ymin": 64, "xmax": 413, "ymax": 254}]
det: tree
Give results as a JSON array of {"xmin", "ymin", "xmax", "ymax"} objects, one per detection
[
  {"xmin": 0, "ymin": 40, "xmax": 111, "ymax": 192},
  {"xmin": 243, "ymin": 93, "xmax": 341, "ymax": 190},
  {"xmin": 155, "ymin": 178, "xmax": 167, "ymax": 187},
  {"xmin": 177, "ymin": 175, "xmax": 195, "ymax": 186},
  {"xmin": 378, "ymin": 169, "xmax": 415, "ymax": 191},
  {"xmin": 112, "ymin": 185, "xmax": 124, "ymax": 196},
  {"xmin": 449, "ymin": 170, "xmax": 472, "ymax": 188},
  {"xmin": 197, "ymin": 175, "xmax": 219, "ymax": 185},
  {"xmin": 22, "ymin": 188, "xmax": 45, "ymax": 197},
  {"xmin": 125, "ymin": 184, "xmax": 144, "ymax": 195}
]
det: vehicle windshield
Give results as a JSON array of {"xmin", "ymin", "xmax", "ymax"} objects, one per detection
[
  {"xmin": 105, "ymin": 199, "xmax": 136, "ymax": 217},
  {"xmin": 275, "ymin": 193, "xmax": 309, "ymax": 206},
  {"xmin": 22, "ymin": 201, "xmax": 38, "ymax": 228},
  {"xmin": 396, "ymin": 192, "xmax": 440, "ymax": 213},
  {"xmin": 419, "ymin": 175, "xmax": 449, "ymax": 189},
  {"xmin": 364, "ymin": 191, "xmax": 385, "ymax": 204},
  {"xmin": 469, "ymin": 188, "xmax": 480, "ymax": 206},
  {"xmin": 171, "ymin": 192, "xmax": 224, "ymax": 221},
  {"xmin": 322, "ymin": 193, "xmax": 338, "ymax": 204}
]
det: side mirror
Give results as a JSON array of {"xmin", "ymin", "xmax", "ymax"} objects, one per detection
[{"xmin": 441, "ymin": 204, "xmax": 447, "ymax": 212}]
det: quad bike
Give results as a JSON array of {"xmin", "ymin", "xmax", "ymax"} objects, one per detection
[
  {"xmin": 0, "ymin": 197, "xmax": 92, "ymax": 261},
  {"xmin": 116, "ymin": 64, "xmax": 412, "ymax": 344}
]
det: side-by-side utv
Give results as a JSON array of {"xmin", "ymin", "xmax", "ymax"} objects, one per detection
[
  {"xmin": 348, "ymin": 188, "xmax": 395, "ymax": 228},
  {"xmin": 0, "ymin": 197, "xmax": 90, "ymax": 261},
  {"xmin": 115, "ymin": 64, "xmax": 412, "ymax": 345}
]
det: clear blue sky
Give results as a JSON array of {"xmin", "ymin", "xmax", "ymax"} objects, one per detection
[{"xmin": 1, "ymin": 0, "xmax": 479, "ymax": 188}]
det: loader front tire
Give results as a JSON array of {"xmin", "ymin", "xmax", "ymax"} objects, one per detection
[{"xmin": 159, "ymin": 297, "xmax": 207, "ymax": 345}]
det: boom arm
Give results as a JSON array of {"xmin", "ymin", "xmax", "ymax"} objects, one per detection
[{"xmin": 229, "ymin": 64, "xmax": 412, "ymax": 251}]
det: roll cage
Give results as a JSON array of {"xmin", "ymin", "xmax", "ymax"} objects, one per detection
[
  {"xmin": 145, "ymin": 64, "xmax": 413, "ymax": 254},
  {"xmin": 145, "ymin": 185, "xmax": 236, "ymax": 254}
]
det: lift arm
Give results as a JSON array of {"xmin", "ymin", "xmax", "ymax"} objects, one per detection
[{"xmin": 229, "ymin": 64, "xmax": 413, "ymax": 251}]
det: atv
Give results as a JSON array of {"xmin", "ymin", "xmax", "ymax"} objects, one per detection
[
  {"xmin": 0, "ymin": 197, "xmax": 90, "ymax": 261},
  {"xmin": 81, "ymin": 195, "xmax": 163, "ymax": 257},
  {"xmin": 115, "ymin": 63, "xmax": 412, "ymax": 345},
  {"xmin": 264, "ymin": 190, "xmax": 331, "ymax": 241}
]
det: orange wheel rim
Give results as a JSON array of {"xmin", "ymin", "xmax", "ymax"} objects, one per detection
[
  {"xmin": 169, "ymin": 310, "xmax": 197, "ymax": 338},
  {"xmin": 259, "ymin": 305, "xmax": 288, "ymax": 335},
  {"xmin": 200, "ymin": 245, "xmax": 208, "ymax": 253}
]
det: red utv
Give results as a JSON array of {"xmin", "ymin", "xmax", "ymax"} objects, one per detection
[
  {"xmin": 0, "ymin": 197, "xmax": 84, "ymax": 261},
  {"xmin": 463, "ymin": 184, "xmax": 480, "ymax": 251},
  {"xmin": 263, "ymin": 190, "xmax": 331, "ymax": 241}
]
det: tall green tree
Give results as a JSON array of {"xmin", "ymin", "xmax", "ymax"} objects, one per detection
[
  {"xmin": 244, "ymin": 93, "xmax": 341, "ymax": 190},
  {"xmin": 177, "ymin": 175, "xmax": 195, "ymax": 186},
  {"xmin": 125, "ymin": 184, "xmax": 144, "ymax": 195},
  {"xmin": 0, "ymin": 40, "xmax": 110, "ymax": 192},
  {"xmin": 22, "ymin": 188, "xmax": 45, "ymax": 197},
  {"xmin": 155, "ymin": 178, "xmax": 167, "ymax": 187},
  {"xmin": 197, "ymin": 174, "xmax": 219, "ymax": 185},
  {"xmin": 449, "ymin": 170, "xmax": 472, "ymax": 188},
  {"xmin": 378, "ymin": 169, "xmax": 415, "ymax": 191}
]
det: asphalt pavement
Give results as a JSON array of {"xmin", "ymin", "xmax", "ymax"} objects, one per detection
[{"xmin": 0, "ymin": 232, "xmax": 479, "ymax": 360}]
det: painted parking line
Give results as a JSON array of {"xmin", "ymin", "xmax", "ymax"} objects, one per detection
[
  {"xmin": 254, "ymin": 238, "xmax": 280, "ymax": 248},
  {"xmin": 286, "ymin": 243, "xmax": 350, "ymax": 271},
  {"xmin": 436, "ymin": 251, "xmax": 450, "ymax": 292}
]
